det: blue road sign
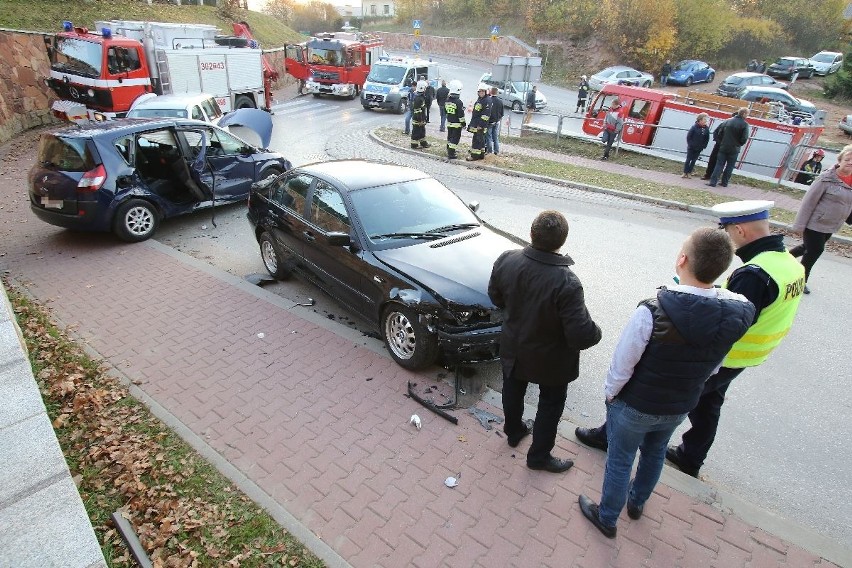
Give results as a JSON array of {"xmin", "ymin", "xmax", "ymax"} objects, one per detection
[
  {"xmin": 491, "ymin": 25, "xmax": 500, "ymax": 35},
  {"xmin": 413, "ymin": 20, "xmax": 422, "ymax": 29},
  {"xmin": 413, "ymin": 41, "xmax": 421, "ymax": 52}
]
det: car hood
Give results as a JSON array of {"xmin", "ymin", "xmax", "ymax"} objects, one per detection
[
  {"xmin": 794, "ymin": 97, "xmax": 817, "ymax": 110},
  {"xmin": 373, "ymin": 229, "xmax": 521, "ymax": 308},
  {"xmin": 219, "ymin": 108, "xmax": 273, "ymax": 149}
]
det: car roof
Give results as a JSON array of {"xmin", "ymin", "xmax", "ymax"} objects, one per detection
[
  {"xmin": 598, "ymin": 65, "xmax": 636, "ymax": 73},
  {"xmin": 741, "ymin": 86, "xmax": 792, "ymax": 96},
  {"xmin": 813, "ymin": 50, "xmax": 842, "ymax": 56},
  {"xmin": 296, "ymin": 160, "xmax": 431, "ymax": 192},
  {"xmin": 48, "ymin": 117, "xmax": 213, "ymax": 139},
  {"xmin": 131, "ymin": 93, "xmax": 216, "ymax": 110},
  {"xmin": 727, "ymin": 72, "xmax": 763, "ymax": 79}
]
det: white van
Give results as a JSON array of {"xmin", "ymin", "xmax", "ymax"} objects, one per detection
[{"xmin": 361, "ymin": 57, "xmax": 441, "ymax": 114}]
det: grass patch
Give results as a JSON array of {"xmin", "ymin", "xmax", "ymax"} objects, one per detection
[{"xmin": 7, "ymin": 283, "xmax": 325, "ymax": 567}]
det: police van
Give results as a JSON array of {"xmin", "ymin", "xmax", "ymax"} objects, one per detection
[{"xmin": 360, "ymin": 56, "xmax": 441, "ymax": 114}]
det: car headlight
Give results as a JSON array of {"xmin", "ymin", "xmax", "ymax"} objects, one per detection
[{"xmin": 389, "ymin": 86, "xmax": 400, "ymax": 94}]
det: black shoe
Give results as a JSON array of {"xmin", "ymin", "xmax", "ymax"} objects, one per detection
[
  {"xmin": 719, "ymin": 183, "xmax": 728, "ymax": 187},
  {"xmin": 705, "ymin": 182, "xmax": 716, "ymax": 187},
  {"xmin": 420, "ymin": 141, "xmax": 430, "ymax": 148},
  {"xmin": 701, "ymin": 176, "xmax": 710, "ymax": 180},
  {"xmin": 575, "ymin": 426, "xmax": 608, "ymax": 451},
  {"xmin": 627, "ymin": 500, "xmax": 643, "ymax": 520},
  {"xmin": 465, "ymin": 156, "xmax": 476, "ymax": 161},
  {"xmin": 804, "ymin": 284, "xmax": 811, "ymax": 294},
  {"xmin": 666, "ymin": 446, "xmax": 700, "ymax": 478},
  {"xmin": 578, "ymin": 495, "xmax": 616, "ymax": 538},
  {"xmin": 507, "ymin": 419, "xmax": 534, "ymax": 448},
  {"xmin": 600, "ymin": 156, "xmax": 608, "ymax": 161},
  {"xmin": 403, "ymin": 130, "xmax": 410, "ymax": 135},
  {"xmin": 527, "ymin": 456, "xmax": 574, "ymax": 473}
]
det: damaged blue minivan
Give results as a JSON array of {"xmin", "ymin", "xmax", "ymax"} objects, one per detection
[{"xmin": 28, "ymin": 110, "xmax": 291, "ymax": 242}]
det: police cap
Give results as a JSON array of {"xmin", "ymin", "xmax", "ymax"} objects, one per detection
[{"xmin": 712, "ymin": 200, "xmax": 774, "ymax": 226}]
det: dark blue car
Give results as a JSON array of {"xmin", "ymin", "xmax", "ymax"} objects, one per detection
[
  {"xmin": 667, "ymin": 60, "xmax": 716, "ymax": 86},
  {"xmin": 29, "ymin": 114, "xmax": 291, "ymax": 242}
]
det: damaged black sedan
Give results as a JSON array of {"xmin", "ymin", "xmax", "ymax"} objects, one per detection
[{"xmin": 246, "ymin": 160, "xmax": 522, "ymax": 370}]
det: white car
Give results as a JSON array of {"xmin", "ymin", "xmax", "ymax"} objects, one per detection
[
  {"xmin": 588, "ymin": 66, "xmax": 655, "ymax": 91},
  {"xmin": 479, "ymin": 73, "xmax": 547, "ymax": 111},
  {"xmin": 839, "ymin": 114, "xmax": 852, "ymax": 135},
  {"xmin": 127, "ymin": 93, "xmax": 224, "ymax": 124},
  {"xmin": 809, "ymin": 51, "xmax": 843, "ymax": 76}
]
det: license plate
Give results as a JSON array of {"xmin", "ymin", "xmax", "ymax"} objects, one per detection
[{"xmin": 41, "ymin": 197, "xmax": 63, "ymax": 209}]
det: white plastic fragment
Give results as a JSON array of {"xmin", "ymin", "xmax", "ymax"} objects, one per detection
[
  {"xmin": 409, "ymin": 414, "xmax": 422, "ymax": 429},
  {"xmin": 202, "ymin": 224, "xmax": 208, "ymax": 230},
  {"xmin": 444, "ymin": 476, "xmax": 459, "ymax": 488},
  {"xmin": 257, "ymin": 332, "xmax": 265, "ymax": 339}
]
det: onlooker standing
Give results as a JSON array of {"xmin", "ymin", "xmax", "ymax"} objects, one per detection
[
  {"xmin": 789, "ymin": 145, "xmax": 852, "ymax": 293},
  {"xmin": 488, "ymin": 210, "xmax": 602, "ymax": 474},
  {"xmin": 444, "ymin": 80, "xmax": 466, "ymax": 159},
  {"xmin": 600, "ymin": 99, "xmax": 623, "ymax": 161},
  {"xmin": 793, "ymin": 149, "xmax": 824, "ymax": 186},
  {"xmin": 701, "ymin": 112, "xmax": 736, "ymax": 180},
  {"xmin": 660, "ymin": 59, "xmax": 672, "ymax": 87},
  {"xmin": 523, "ymin": 85, "xmax": 538, "ymax": 125},
  {"xmin": 575, "ymin": 200, "xmax": 806, "ymax": 480},
  {"xmin": 424, "ymin": 79, "xmax": 436, "ymax": 123},
  {"xmin": 578, "ymin": 228, "xmax": 754, "ymax": 539},
  {"xmin": 436, "ymin": 79, "xmax": 449, "ymax": 132},
  {"xmin": 576, "ymin": 75, "xmax": 590, "ymax": 114},
  {"xmin": 485, "ymin": 87, "xmax": 505, "ymax": 155},
  {"xmin": 707, "ymin": 108, "xmax": 750, "ymax": 187},
  {"xmin": 402, "ymin": 82, "xmax": 415, "ymax": 135},
  {"xmin": 757, "ymin": 60, "xmax": 767, "ymax": 73},
  {"xmin": 683, "ymin": 113, "xmax": 710, "ymax": 178}
]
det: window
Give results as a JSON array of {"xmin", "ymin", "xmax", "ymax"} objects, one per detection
[
  {"xmin": 106, "ymin": 46, "xmax": 142, "ymax": 75},
  {"xmin": 310, "ymin": 181, "xmax": 350, "ymax": 233},
  {"xmin": 113, "ymin": 134, "xmax": 134, "ymax": 164},
  {"xmin": 200, "ymin": 98, "xmax": 223, "ymax": 121},
  {"xmin": 191, "ymin": 105, "xmax": 204, "ymax": 121},
  {"xmin": 383, "ymin": 4, "xmax": 390, "ymax": 14},
  {"xmin": 628, "ymin": 100, "xmax": 650, "ymax": 120},
  {"xmin": 370, "ymin": 4, "xmax": 376, "ymax": 14},
  {"xmin": 272, "ymin": 173, "xmax": 311, "ymax": 213}
]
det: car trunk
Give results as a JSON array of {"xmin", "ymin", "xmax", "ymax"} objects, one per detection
[{"xmin": 29, "ymin": 134, "xmax": 103, "ymax": 214}]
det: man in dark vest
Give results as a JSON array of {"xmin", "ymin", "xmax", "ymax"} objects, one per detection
[
  {"xmin": 579, "ymin": 227, "xmax": 755, "ymax": 538},
  {"xmin": 488, "ymin": 210, "xmax": 602, "ymax": 473},
  {"xmin": 575, "ymin": 201, "xmax": 805, "ymax": 479},
  {"xmin": 436, "ymin": 79, "xmax": 450, "ymax": 132}
]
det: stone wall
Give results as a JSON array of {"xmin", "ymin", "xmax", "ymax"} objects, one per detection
[
  {"xmin": 373, "ymin": 32, "xmax": 538, "ymax": 63},
  {"xmin": 0, "ymin": 29, "xmax": 59, "ymax": 145}
]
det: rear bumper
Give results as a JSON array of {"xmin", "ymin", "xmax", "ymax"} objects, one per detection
[
  {"xmin": 29, "ymin": 202, "xmax": 110, "ymax": 232},
  {"xmin": 438, "ymin": 324, "xmax": 501, "ymax": 364}
]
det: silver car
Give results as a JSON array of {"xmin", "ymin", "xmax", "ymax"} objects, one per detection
[
  {"xmin": 127, "ymin": 93, "xmax": 224, "ymax": 125},
  {"xmin": 809, "ymin": 51, "xmax": 844, "ymax": 76},
  {"xmin": 479, "ymin": 73, "xmax": 547, "ymax": 111},
  {"xmin": 588, "ymin": 66, "xmax": 654, "ymax": 91}
]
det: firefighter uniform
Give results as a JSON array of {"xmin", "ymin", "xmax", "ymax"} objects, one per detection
[
  {"xmin": 411, "ymin": 81, "xmax": 430, "ymax": 149},
  {"xmin": 445, "ymin": 81, "xmax": 466, "ymax": 159},
  {"xmin": 467, "ymin": 84, "xmax": 491, "ymax": 161}
]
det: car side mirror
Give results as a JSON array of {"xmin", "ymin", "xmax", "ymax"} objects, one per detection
[
  {"xmin": 468, "ymin": 201, "xmax": 480, "ymax": 213},
  {"xmin": 326, "ymin": 232, "xmax": 351, "ymax": 247}
]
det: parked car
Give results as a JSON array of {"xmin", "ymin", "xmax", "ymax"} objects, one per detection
[
  {"xmin": 738, "ymin": 86, "xmax": 818, "ymax": 117},
  {"xmin": 479, "ymin": 73, "xmax": 547, "ymax": 111},
  {"xmin": 716, "ymin": 72, "xmax": 787, "ymax": 97},
  {"xmin": 666, "ymin": 60, "xmax": 716, "ymax": 86},
  {"xmin": 588, "ymin": 66, "xmax": 655, "ymax": 91},
  {"xmin": 127, "ymin": 93, "xmax": 224, "ymax": 124},
  {"xmin": 29, "ymin": 112, "xmax": 291, "ymax": 242},
  {"xmin": 766, "ymin": 57, "xmax": 816, "ymax": 80},
  {"xmin": 809, "ymin": 51, "xmax": 844, "ymax": 75},
  {"xmin": 838, "ymin": 114, "xmax": 852, "ymax": 135},
  {"xmin": 246, "ymin": 159, "xmax": 523, "ymax": 370}
]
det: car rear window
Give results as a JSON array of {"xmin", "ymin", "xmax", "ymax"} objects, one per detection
[
  {"xmin": 37, "ymin": 135, "xmax": 95, "ymax": 172},
  {"xmin": 128, "ymin": 108, "xmax": 188, "ymax": 119}
]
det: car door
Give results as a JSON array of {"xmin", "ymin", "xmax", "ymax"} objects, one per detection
[
  {"xmin": 302, "ymin": 180, "xmax": 373, "ymax": 317},
  {"xmin": 178, "ymin": 126, "xmax": 255, "ymax": 200},
  {"xmin": 264, "ymin": 172, "xmax": 312, "ymax": 270}
]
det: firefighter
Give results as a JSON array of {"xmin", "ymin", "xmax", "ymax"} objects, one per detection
[
  {"xmin": 411, "ymin": 80, "xmax": 430, "ymax": 149},
  {"xmin": 467, "ymin": 83, "xmax": 491, "ymax": 161},
  {"xmin": 445, "ymin": 80, "xmax": 466, "ymax": 159}
]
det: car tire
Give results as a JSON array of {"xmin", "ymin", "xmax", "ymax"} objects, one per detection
[
  {"xmin": 512, "ymin": 100, "xmax": 522, "ymax": 112},
  {"xmin": 312, "ymin": 93, "xmax": 321, "ymax": 98},
  {"xmin": 234, "ymin": 95, "xmax": 255, "ymax": 109},
  {"xmin": 259, "ymin": 232, "xmax": 293, "ymax": 280},
  {"xmin": 113, "ymin": 199, "xmax": 159, "ymax": 243},
  {"xmin": 707, "ymin": 72, "xmax": 715, "ymax": 83},
  {"xmin": 381, "ymin": 304, "xmax": 439, "ymax": 370},
  {"xmin": 685, "ymin": 77, "xmax": 693, "ymax": 86},
  {"xmin": 396, "ymin": 99, "xmax": 408, "ymax": 115},
  {"xmin": 363, "ymin": 104, "xmax": 371, "ymax": 111}
]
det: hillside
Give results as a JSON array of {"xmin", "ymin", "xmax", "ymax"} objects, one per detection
[{"xmin": 0, "ymin": 0, "xmax": 302, "ymax": 48}]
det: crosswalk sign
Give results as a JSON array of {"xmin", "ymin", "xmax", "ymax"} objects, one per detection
[{"xmin": 413, "ymin": 20, "xmax": 421, "ymax": 29}]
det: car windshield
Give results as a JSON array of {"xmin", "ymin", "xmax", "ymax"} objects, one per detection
[
  {"xmin": 127, "ymin": 108, "xmax": 188, "ymax": 119},
  {"xmin": 726, "ymin": 76, "xmax": 747, "ymax": 85},
  {"xmin": 775, "ymin": 59, "xmax": 793, "ymax": 67},
  {"xmin": 673, "ymin": 61, "xmax": 693, "ymax": 71},
  {"xmin": 812, "ymin": 54, "xmax": 835, "ymax": 63},
  {"xmin": 50, "ymin": 37, "xmax": 102, "ymax": 78},
  {"xmin": 349, "ymin": 177, "xmax": 480, "ymax": 243},
  {"xmin": 511, "ymin": 82, "xmax": 534, "ymax": 94},
  {"xmin": 366, "ymin": 64, "xmax": 406, "ymax": 84}
]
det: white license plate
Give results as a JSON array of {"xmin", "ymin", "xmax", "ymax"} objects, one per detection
[{"xmin": 41, "ymin": 197, "xmax": 63, "ymax": 209}]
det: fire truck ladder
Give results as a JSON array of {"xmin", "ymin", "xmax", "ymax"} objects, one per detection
[{"xmin": 154, "ymin": 49, "xmax": 172, "ymax": 94}]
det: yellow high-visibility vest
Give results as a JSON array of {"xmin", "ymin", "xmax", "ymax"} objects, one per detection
[{"xmin": 723, "ymin": 251, "xmax": 805, "ymax": 368}]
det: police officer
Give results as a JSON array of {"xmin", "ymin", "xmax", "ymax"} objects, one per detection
[
  {"xmin": 575, "ymin": 200, "xmax": 805, "ymax": 479},
  {"xmin": 411, "ymin": 80, "xmax": 430, "ymax": 149},
  {"xmin": 467, "ymin": 83, "xmax": 491, "ymax": 161},
  {"xmin": 445, "ymin": 80, "xmax": 466, "ymax": 159}
]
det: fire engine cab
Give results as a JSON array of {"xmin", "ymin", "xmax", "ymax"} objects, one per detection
[
  {"xmin": 283, "ymin": 32, "xmax": 384, "ymax": 99},
  {"xmin": 44, "ymin": 20, "xmax": 272, "ymax": 122}
]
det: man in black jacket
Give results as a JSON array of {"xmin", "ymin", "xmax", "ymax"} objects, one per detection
[
  {"xmin": 424, "ymin": 79, "xmax": 436, "ymax": 123},
  {"xmin": 435, "ymin": 79, "xmax": 449, "ymax": 132},
  {"xmin": 707, "ymin": 107, "xmax": 750, "ymax": 187},
  {"xmin": 485, "ymin": 87, "xmax": 505, "ymax": 155},
  {"xmin": 488, "ymin": 210, "xmax": 602, "ymax": 473},
  {"xmin": 578, "ymin": 228, "xmax": 754, "ymax": 538}
]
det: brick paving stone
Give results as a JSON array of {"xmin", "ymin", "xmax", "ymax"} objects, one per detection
[
  {"xmin": 682, "ymin": 538, "xmax": 718, "ymax": 566},
  {"xmin": 376, "ymin": 534, "xmax": 426, "ymax": 568},
  {"xmin": 348, "ymin": 532, "xmax": 392, "ymax": 568},
  {"xmin": 711, "ymin": 538, "xmax": 753, "ymax": 567},
  {"xmin": 751, "ymin": 528, "xmax": 791, "ymax": 556},
  {"xmin": 576, "ymin": 534, "xmax": 618, "ymax": 567},
  {"xmin": 746, "ymin": 546, "xmax": 788, "ymax": 568},
  {"xmin": 656, "ymin": 512, "xmax": 691, "ymax": 551},
  {"xmin": 783, "ymin": 545, "xmax": 822, "ymax": 566},
  {"xmin": 494, "ymin": 507, "xmax": 539, "ymax": 550},
  {"xmin": 374, "ymin": 505, "xmax": 418, "ymax": 548},
  {"xmin": 616, "ymin": 537, "xmax": 654, "ymax": 565},
  {"xmin": 719, "ymin": 514, "xmax": 757, "ymax": 552},
  {"xmin": 643, "ymin": 538, "xmax": 684, "ymax": 567},
  {"xmin": 410, "ymin": 533, "xmax": 458, "ymax": 568},
  {"xmin": 547, "ymin": 534, "xmax": 587, "ymax": 566},
  {"xmin": 623, "ymin": 514, "xmax": 662, "ymax": 549},
  {"xmin": 435, "ymin": 507, "xmax": 477, "ymax": 548}
]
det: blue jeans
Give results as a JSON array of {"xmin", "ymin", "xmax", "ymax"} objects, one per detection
[
  {"xmin": 661, "ymin": 74, "xmax": 668, "ymax": 86},
  {"xmin": 485, "ymin": 122, "xmax": 500, "ymax": 154},
  {"xmin": 683, "ymin": 146, "xmax": 702, "ymax": 174},
  {"xmin": 404, "ymin": 108, "xmax": 412, "ymax": 133},
  {"xmin": 439, "ymin": 105, "xmax": 447, "ymax": 131},
  {"xmin": 710, "ymin": 149, "xmax": 738, "ymax": 186},
  {"xmin": 599, "ymin": 399, "xmax": 686, "ymax": 527}
]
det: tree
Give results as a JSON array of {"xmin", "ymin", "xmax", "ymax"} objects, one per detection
[
  {"xmin": 597, "ymin": 0, "xmax": 678, "ymax": 68},
  {"xmin": 673, "ymin": 0, "xmax": 736, "ymax": 61},
  {"xmin": 264, "ymin": 0, "xmax": 297, "ymax": 24}
]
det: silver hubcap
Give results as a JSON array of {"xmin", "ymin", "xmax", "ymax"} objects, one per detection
[
  {"xmin": 385, "ymin": 310, "xmax": 416, "ymax": 360},
  {"xmin": 126, "ymin": 206, "xmax": 153, "ymax": 236},
  {"xmin": 261, "ymin": 239, "xmax": 278, "ymax": 273}
]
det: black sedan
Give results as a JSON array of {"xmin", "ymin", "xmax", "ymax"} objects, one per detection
[{"xmin": 246, "ymin": 160, "xmax": 523, "ymax": 370}]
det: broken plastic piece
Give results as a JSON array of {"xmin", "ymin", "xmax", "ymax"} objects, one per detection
[
  {"xmin": 444, "ymin": 476, "xmax": 459, "ymax": 488},
  {"xmin": 410, "ymin": 414, "xmax": 422, "ymax": 429},
  {"xmin": 257, "ymin": 332, "xmax": 265, "ymax": 339},
  {"xmin": 468, "ymin": 407, "xmax": 504, "ymax": 431}
]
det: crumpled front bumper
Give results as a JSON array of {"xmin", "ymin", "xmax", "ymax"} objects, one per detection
[{"xmin": 437, "ymin": 324, "xmax": 501, "ymax": 365}]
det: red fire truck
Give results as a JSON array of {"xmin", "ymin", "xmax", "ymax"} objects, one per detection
[
  {"xmin": 283, "ymin": 32, "xmax": 384, "ymax": 99},
  {"xmin": 44, "ymin": 20, "xmax": 275, "ymax": 121},
  {"xmin": 582, "ymin": 84, "xmax": 825, "ymax": 180}
]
